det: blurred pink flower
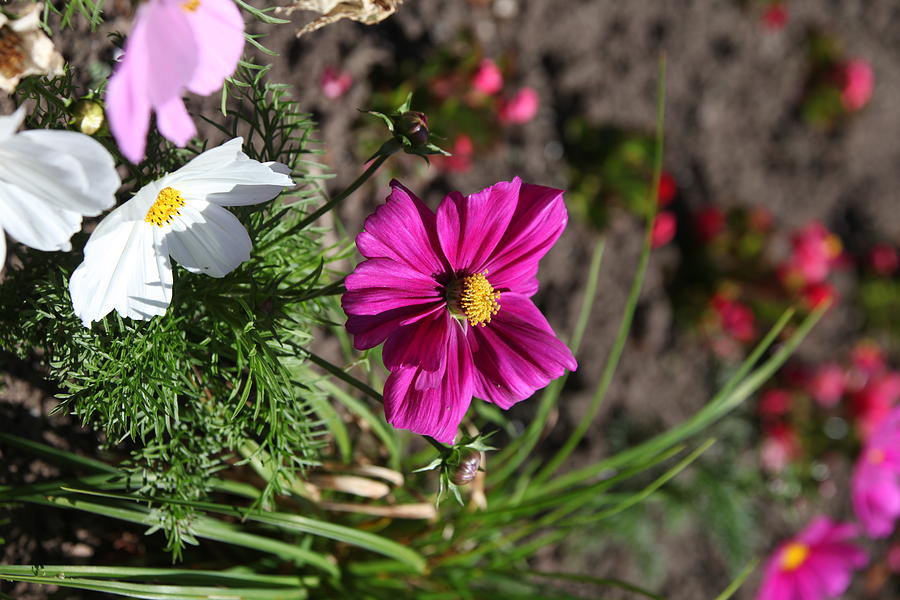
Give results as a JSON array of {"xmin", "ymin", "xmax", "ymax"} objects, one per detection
[
  {"xmin": 851, "ymin": 407, "xmax": 900, "ymax": 537},
  {"xmin": 762, "ymin": 3, "xmax": 788, "ymax": 30},
  {"xmin": 868, "ymin": 244, "xmax": 898, "ymax": 276},
  {"xmin": 760, "ymin": 423, "xmax": 800, "ymax": 473},
  {"xmin": 657, "ymin": 171, "xmax": 676, "ymax": 207},
  {"xmin": 841, "ymin": 59, "xmax": 874, "ymax": 112},
  {"xmin": 471, "ymin": 58, "xmax": 503, "ymax": 96},
  {"xmin": 808, "ymin": 363, "xmax": 846, "ymax": 408},
  {"xmin": 784, "ymin": 222, "xmax": 842, "ymax": 286},
  {"xmin": 320, "ymin": 67, "xmax": 352, "ymax": 99},
  {"xmin": 711, "ymin": 293, "xmax": 756, "ymax": 342},
  {"xmin": 802, "ymin": 282, "xmax": 836, "ymax": 310},
  {"xmin": 694, "ymin": 206, "xmax": 725, "ymax": 243},
  {"xmin": 342, "ymin": 179, "xmax": 576, "ymax": 442},
  {"xmin": 651, "ymin": 211, "xmax": 676, "ymax": 248},
  {"xmin": 439, "ymin": 134, "xmax": 474, "ymax": 173},
  {"xmin": 106, "ymin": 0, "xmax": 245, "ymax": 163},
  {"xmin": 499, "ymin": 87, "xmax": 539, "ymax": 124},
  {"xmin": 759, "ymin": 389, "xmax": 792, "ymax": 419},
  {"xmin": 756, "ymin": 517, "xmax": 866, "ymax": 600},
  {"xmin": 853, "ymin": 372, "xmax": 900, "ymax": 440},
  {"xmin": 852, "ymin": 341, "xmax": 886, "ymax": 377}
]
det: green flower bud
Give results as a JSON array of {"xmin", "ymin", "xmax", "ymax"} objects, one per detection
[
  {"xmin": 69, "ymin": 98, "xmax": 106, "ymax": 136},
  {"xmin": 395, "ymin": 111, "xmax": 429, "ymax": 147}
]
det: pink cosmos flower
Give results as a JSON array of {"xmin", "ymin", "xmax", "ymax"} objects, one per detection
[
  {"xmin": 651, "ymin": 211, "xmax": 676, "ymax": 248},
  {"xmin": 711, "ymin": 293, "xmax": 756, "ymax": 343},
  {"xmin": 808, "ymin": 364, "xmax": 846, "ymax": 408},
  {"xmin": 851, "ymin": 407, "xmax": 900, "ymax": 537},
  {"xmin": 106, "ymin": 0, "xmax": 244, "ymax": 163},
  {"xmin": 840, "ymin": 59, "xmax": 874, "ymax": 112},
  {"xmin": 320, "ymin": 67, "xmax": 352, "ymax": 100},
  {"xmin": 342, "ymin": 178, "xmax": 577, "ymax": 443},
  {"xmin": 756, "ymin": 517, "xmax": 867, "ymax": 600},
  {"xmin": 471, "ymin": 58, "xmax": 503, "ymax": 96},
  {"xmin": 852, "ymin": 372, "xmax": 900, "ymax": 440},
  {"xmin": 498, "ymin": 87, "xmax": 539, "ymax": 124}
]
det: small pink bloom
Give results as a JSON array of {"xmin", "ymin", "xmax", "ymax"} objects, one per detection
[
  {"xmin": 694, "ymin": 206, "xmax": 726, "ymax": 243},
  {"xmin": 868, "ymin": 244, "xmax": 898, "ymax": 276},
  {"xmin": 853, "ymin": 372, "xmax": 900, "ymax": 440},
  {"xmin": 841, "ymin": 59, "xmax": 874, "ymax": 112},
  {"xmin": 657, "ymin": 171, "xmax": 676, "ymax": 207},
  {"xmin": 106, "ymin": 0, "xmax": 245, "ymax": 163},
  {"xmin": 711, "ymin": 293, "xmax": 756, "ymax": 342},
  {"xmin": 756, "ymin": 517, "xmax": 866, "ymax": 600},
  {"xmin": 471, "ymin": 58, "xmax": 503, "ymax": 96},
  {"xmin": 439, "ymin": 135, "xmax": 474, "ymax": 174},
  {"xmin": 760, "ymin": 423, "xmax": 800, "ymax": 473},
  {"xmin": 852, "ymin": 407, "xmax": 900, "ymax": 537},
  {"xmin": 802, "ymin": 282, "xmax": 836, "ymax": 310},
  {"xmin": 342, "ymin": 178, "xmax": 577, "ymax": 443},
  {"xmin": 852, "ymin": 341, "xmax": 886, "ymax": 377},
  {"xmin": 762, "ymin": 3, "xmax": 788, "ymax": 30},
  {"xmin": 808, "ymin": 364, "xmax": 846, "ymax": 408},
  {"xmin": 651, "ymin": 211, "xmax": 676, "ymax": 248},
  {"xmin": 320, "ymin": 67, "xmax": 352, "ymax": 100},
  {"xmin": 498, "ymin": 87, "xmax": 539, "ymax": 124},
  {"xmin": 759, "ymin": 389, "xmax": 792, "ymax": 419},
  {"xmin": 784, "ymin": 222, "xmax": 842, "ymax": 286}
]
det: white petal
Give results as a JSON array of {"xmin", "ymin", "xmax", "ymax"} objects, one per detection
[
  {"xmin": 0, "ymin": 107, "xmax": 25, "ymax": 142},
  {"xmin": 0, "ymin": 181, "xmax": 82, "ymax": 251},
  {"xmin": 168, "ymin": 138, "xmax": 294, "ymax": 206},
  {"xmin": 69, "ymin": 217, "xmax": 173, "ymax": 327},
  {"xmin": 19, "ymin": 129, "xmax": 120, "ymax": 210},
  {"xmin": 0, "ymin": 229, "xmax": 6, "ymax": 265},
  {"xmin": 166, "ymin": 200, "xmax": 252, "ymax": 277}
]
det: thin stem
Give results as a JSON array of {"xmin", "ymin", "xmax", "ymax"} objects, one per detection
[{"xmin": 268, "ymin": 154, "xmax": 390, "ymax": 247}]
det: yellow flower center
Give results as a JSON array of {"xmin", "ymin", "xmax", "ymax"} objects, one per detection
[
  {"xmin": 780, "ymin": 542, "xmax": 809, "ymax": 571},
  {"xmin": 145, "ymin": 187, "xmax": 186, "ymax": 227},
  {"xmin": 454, "ymin": 271, "xmax": 501, "ymax": 327},
  {"xmin": 181, "ymin": 0, "xmax": 201, "ymax": 11}
]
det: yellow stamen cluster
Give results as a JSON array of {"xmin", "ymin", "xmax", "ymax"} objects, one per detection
[
  {"xmin": 145, "ymin": 187, "xmax": 186, "ymax": 227},
  {"xmin": 780, "ymin": 542, "xmax": 809, "ymax": 571},
  {"xmin": 458, "ymin": 272, "xmax": 500, "ymax": 326},
  {"xmin": 182, "ymin": 0, "xmax": 201, "ymax": 11}
]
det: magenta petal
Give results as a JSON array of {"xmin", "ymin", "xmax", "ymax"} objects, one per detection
[
  {"xmin": 382, "ymin": 311, "xmax": 452, "ymax": 374},
  {"xmin": 343, "ymin": 257, "xmax": 443, "ymax": 316},
  {"xmin": 383, "ymin": 324, "xmax": 474, "ymax": 443},
  {"xmin": 468, "ymin": 293, "xmax": 576, "ymax": 409},
  {"xmin": 356, "ymin": 181, "xmax": 448, "ymax": 275},
  {"xmin": 185, "ymin": 0, "xmax": 244, "ymax": 95},
  {"xmin": 483, "ymin": 183, "xmax": 567, "ymax": 296},
  {"xmin": 436, "ymin": 178, "xmax": 520, "ymax": 273},
  {"xmin": 155, "ymin": 96, "xmax": 196, "ymax": 147}
]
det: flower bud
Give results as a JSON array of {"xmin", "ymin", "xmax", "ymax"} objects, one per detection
[
  {"xmin": 395, "ymin": 111, "xmax": 429, "ymax": 147},
  {"xmin": 451, "ymin": 450, "xmax": 480, "ymax": 485},
  {"xmin": 69, "ymin": 98, "xmax": 106, "ymax": 136}
]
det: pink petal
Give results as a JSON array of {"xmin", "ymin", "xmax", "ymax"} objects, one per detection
[
  {"xmin": 343, "ymin": 257, "xmax": 443, "ymax": 316},
  {"xmin": 481, "ymin": 182, "xmax": 567, "ymax": 296},
  {"xmin": 346, "ymin": 305, "xmax": 434, "ymax": 351},
  {"xmin": 356, "ymin": 181, "xmax": 448, "ymax": 276},
  {"xmin": 755, "ymin": 570, "xmax": 791, "ymax": 600},
  {"xmin": 185, "ymin": 0, "xmax": 245, "ymax": 95},
  {"xmin": 436, "ymin": 178, "xmax": 520, "ymax": 274},
  {"xmin": 155, "ymin": 96, "xmax": 196, "ymax": 147},
  {"xmin": 468, "ymin": 293, "xmax": 576, "ymax": 408},
  {"xmin": 383, "ymin": 323, "xmax": 474, "ymax": 443},
  {"xmin": 382, "ymin": 311, "xmax": 452, "ymax": 375}
]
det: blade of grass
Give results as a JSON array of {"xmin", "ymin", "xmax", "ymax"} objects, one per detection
[
  {"xmin": 713, "ymin": 560, "xmax": 758, "ymax": 600},
  {"xmin": 477, "ymin": 569, "xmax": 662, "ymax": 600},
  {"xmin": 532, "ymin": 55, "xmax": 667, "ymax": 487}
]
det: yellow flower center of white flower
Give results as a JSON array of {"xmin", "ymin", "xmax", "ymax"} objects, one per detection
[
  {"xmin": 145, "ymin": 187, "xmax": 186, "ymax": 227},
  {"xmin": 780, "ymin": 542, "xmax": 809, "ymax": 571},
  {"xmin": 181, "ymin": 0, "xmax": 201, "ymax": 12},
  {"xmin": 449, "ymin": 271, "xmax": 500, "ymax": 327}
]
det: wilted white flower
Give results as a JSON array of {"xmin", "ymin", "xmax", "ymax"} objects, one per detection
[
  {"xmin": 69, "ymin": 137, "xmax": 294, "ymax": 327},
  {"xmin": 0, "ymin": 3, "xmax": 64, "ymax": 93},
  {"xmin": 0, "ymin": 106, "xmax": 119, "ymax": 263}
]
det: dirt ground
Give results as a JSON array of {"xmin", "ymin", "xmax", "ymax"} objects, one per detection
[{"xmin": 4, "ymin": 0, "xmax": 900, "ymax": 598}]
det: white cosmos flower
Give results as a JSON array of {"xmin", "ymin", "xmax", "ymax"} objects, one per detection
[
  {"xmin": 69, "ymin": 137, "xmax": 294, "ymax": 327},
  {"xmin": 0, "ymin": 107, "xmax": 120, "ymax": 263}
]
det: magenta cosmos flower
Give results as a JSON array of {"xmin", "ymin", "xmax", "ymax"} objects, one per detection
[
  {"xmin": 106, "ymin": 0, "xmax": 244, "ymax": 163},
  {"xmin": 757, "ymin": 517, "xmax": 867, "ymax": 600},
  {"xmin": 342, "ymin": 178, "xmax": 577, "ymax": 443},
  {"xmin": 852, "ymin": 406, "xmax": 900, "ymax": 537}
]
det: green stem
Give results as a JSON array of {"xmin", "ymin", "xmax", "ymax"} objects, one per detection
[{"xmin": 269, "ymin": 154, "xmax": 390, "ymax": 246}]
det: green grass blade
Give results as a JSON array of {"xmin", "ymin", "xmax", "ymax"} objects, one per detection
[
  {"xmin": 0, "ymin": 433, "xmax": 119, "ymax": 474},
  {"xmin": 713, "ymin": 560, "xmax": 758, "ymax": 600}
]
